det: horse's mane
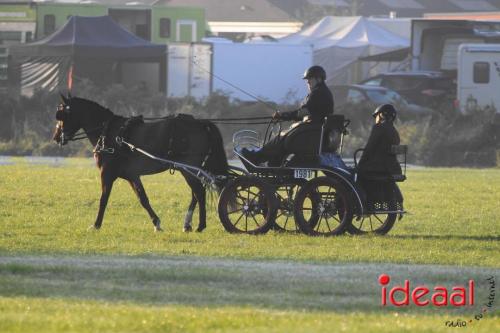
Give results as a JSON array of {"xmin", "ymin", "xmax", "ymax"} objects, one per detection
[{"xmin": 72, "ymin": 97, "xmax": 114, "ymax": 117}]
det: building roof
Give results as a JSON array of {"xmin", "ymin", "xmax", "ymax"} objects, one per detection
[
  {"xmin": 424, "ymin": 11, "xmax": 500, "ymax": 20},
  {"xmin": 77, "ymin": 0, "xmax": 159, "ymax": 5},
  {"xmin": 364, "ymin": 0, "xmax": 500, "ymax": 17},
  {"xmin": 0, "ymin": 0, "xmax": 157, "ymax": 5},
  {"xmin": 269, "ymin": 0, "xmax": 500, "ymax": 19},
  {"xmin": 0, "ymin": 0, "xmax": 31, "ymax": 3},
  {"xmin": 4, "ymin": 0, "xmax": 499, "ymax": 20},
  {"xmin": 157, "ymin": 0, "xmax": 298, "ymax": 22}
]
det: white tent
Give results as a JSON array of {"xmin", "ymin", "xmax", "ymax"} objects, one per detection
[{"xmin": 279, "ymin": 16, "xmax": 411, "ymax": 85}]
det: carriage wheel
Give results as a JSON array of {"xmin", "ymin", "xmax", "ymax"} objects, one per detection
[
  {"xmin": 293, "ymin": 177, "xmax": 353, "ymax": 236},
  {"xmin": 347, "ymin": 201, "xmax": 397, "ymax": 235},
  {"xmin": 218, "ymin": 176, "xmax": 277, "ymax": 234},
  {"xmin": 272, "ymin": 185, "xmax": 300, "ymax": 232}
]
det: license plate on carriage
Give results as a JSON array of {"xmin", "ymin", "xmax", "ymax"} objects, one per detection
[{"xmin": 294, "ymin": 169, "xmax": 313, "ymax": 179}]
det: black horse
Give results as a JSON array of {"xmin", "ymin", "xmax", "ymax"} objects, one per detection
[{"xmin": 52, "ymin": 94, "xmax": 228, "ymax": 232}]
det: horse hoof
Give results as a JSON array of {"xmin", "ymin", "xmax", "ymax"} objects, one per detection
[
  {"xmin": 196, "ymin": 226, "xmax": 206, "ymax": 233},
  {"xmin": 88, "ymin": 224, "xmax": 100, "ymax": 231},
  {"xmin": 154, "ymin": 226, "xmax": 163, "ymax": 232},
  {"xmin": 183, "ymin": 225, "xmax": 193, "ymax": 233}
]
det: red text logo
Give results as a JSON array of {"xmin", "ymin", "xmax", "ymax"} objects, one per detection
[{"xmin": 379, "ymin": 274, "xmax": 474, "ymax": 307}]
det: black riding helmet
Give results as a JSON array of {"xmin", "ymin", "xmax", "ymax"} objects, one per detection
[
  {"xmin": 302, "ymin": 65, "xmax": 326, "ymax": 81},
  {"xmin": 372, "ymin": 104, "xmax": 397, "ymax": 121}
]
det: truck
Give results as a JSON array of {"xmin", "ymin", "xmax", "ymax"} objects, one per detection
[
  {"xmin": 411, "ymin": 19, "xmax": 500, "ymax": 74},
  {"xmin": 457, "ymin": 43, "xmax": 500, "ymax": 113},
  {"xmin": 410, "ymin": 19, "xmax": 500, "ymax": 112}
]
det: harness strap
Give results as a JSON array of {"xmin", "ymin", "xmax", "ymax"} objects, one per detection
[
  {"xmin": 141, "ymin": 115, "xmax": 272, "ymax": 122},
  {"xmin": 93, "ymin": 117, "xmax": 118, "ymax": 155},
  {"xmin": 117, "ymin": 116, "xmax": 144, "ymax": 140},
  {"xmin": 201, "ymin": 124, "xmax": 212, "ymax": 168},
  {"xmin": 119, "ymin": 138, "xmax": 219, "ymax": 188},
  {"xmin": 165, "ymin": 119, "xmax": 176, "ymax": 157},
  {"xmin": 65, "ymin": 125, "xmax": 102, "ymax": 143}
]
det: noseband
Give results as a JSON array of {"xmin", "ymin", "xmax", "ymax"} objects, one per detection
[
  {"xmin": 56, "ymin": 119, "xmax": 101, "ymax": 147},
  {"xmin": 56, "ymin": 121, "xmax": 89, "ymax": 146}
]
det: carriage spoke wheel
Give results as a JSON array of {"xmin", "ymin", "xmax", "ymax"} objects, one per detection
[
  {"xmin": 272, "ymin": 185, "xmax": 301, "ymax": 233},
  {"xmin": 347, "ymin": 201, "xmax": 397, "ymax": 235},
  {"xmin": 293, "ymin": 177, "xmax": 352, "ymax": 236},
  {"xmin": 218, "ymin": 176, "xmax": 277, "ymax": 234}
]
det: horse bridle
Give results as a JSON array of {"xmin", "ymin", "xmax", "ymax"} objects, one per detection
[
  {"xmin": 56, "ymin": 104, "xmax": 102, "ymax": 146},
  {"xmin": 57, "ymin": 124, "xmax": 92, "ymax": 146}
]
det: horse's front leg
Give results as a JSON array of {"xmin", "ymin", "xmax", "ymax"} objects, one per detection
[
  {"xmin": 183, "ymin": 191, "xmax": 197, "ymax": 233},
  {"xmin": 92, "ymin": 172, "xmax": 117, "ymax": 230},
  {"xmin": 128, "ymin": 177, "xmax": 162, "ymax": 232}
]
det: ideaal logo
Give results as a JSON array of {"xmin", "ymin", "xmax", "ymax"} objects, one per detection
[
  {"xmin": 378, "ymin": 274, "xmax": 496, "ymax": 328},
  {"xmin": 378, "ymin": 274, "xmax": 474, "ymax": 307}
]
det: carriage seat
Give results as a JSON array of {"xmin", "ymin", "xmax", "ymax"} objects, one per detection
[
  {"xmin": 283, "ymin": 115, "xmax": 346, "ymax": 157},
  {"xmin": 389, "ymin": 145, "xmax": 407, "ymax": 182},
  {"xmin": 321, "ymin": 115, "xmax": 346, "ymax": 153},
  {"xmin": 283, "ymin": 122, "xmax": 322, "ymax": 155},
  {"xmin": 354, "ymin": 145, "xmax": 408, "ymax": 182}
]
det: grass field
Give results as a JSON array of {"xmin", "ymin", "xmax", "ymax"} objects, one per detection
[{"xmin": 0, "ymin": 160, "xmax": 499, "ymax": 332}]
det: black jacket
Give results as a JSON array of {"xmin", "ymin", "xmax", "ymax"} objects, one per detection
[
  {"xmin": 281, "ymin": 82, "xmax": 334, "ymax": 123},
  {"xmin": 358, "ymin": 121, "xmax": 401, "ymax": 175}
]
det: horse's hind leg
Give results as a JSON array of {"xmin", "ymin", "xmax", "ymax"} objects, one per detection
[
  {"xmin": 128, "ymin": 177, "xmax": 162, "ymax": 232},
  {"xmin": 183, "ymin": 191, "xmax": 197, "ymax": 233},
  {"xmin": 183, "ymin": 174, "xmax": 207, "ymax": 233},
  {"xmin": 196, "ymin": 186, "xmax": 207, "ymax": 232}
]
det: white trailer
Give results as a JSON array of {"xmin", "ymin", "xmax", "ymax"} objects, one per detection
[
  {"xmin": 166, "ymin": 43, "xmax": 212, "ymax": 99},
  {"xmin": 457, "ymin": 44, "xmax": 500, "ymax": 113}
]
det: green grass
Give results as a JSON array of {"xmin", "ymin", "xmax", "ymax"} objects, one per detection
[
  {"xmin": 1, "ymin": 255, "xmax": 496, "ymax": 311},
  {"xmin": 0, "ymin": 163, "xmax": 499, "ymax": 266},
  {"xmin": 1, "ymin": 296, "xmax": 498, "ymax": 333},
  {"xmin": 0, "ymin": 254, "xmax": 498, "ymax": 332},
  {"xmin": 0, "ymin": 161, "xmax": 499, "ymax": 332}
]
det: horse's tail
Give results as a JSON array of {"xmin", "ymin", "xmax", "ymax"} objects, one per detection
[{"xmin": 204, "ymin": 121, "xmax": 229, "ymax": 176}]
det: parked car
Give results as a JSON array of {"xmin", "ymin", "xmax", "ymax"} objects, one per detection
[
  {"xmin": 358, "ymin": 71, "xmax": 456, "ymax": 108},
  {"xmin": 331, "ymin": 84, "xmax": 433, "ymax": 117}
]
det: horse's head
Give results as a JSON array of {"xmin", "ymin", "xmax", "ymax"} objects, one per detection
[{"xmin": 53, "ymin": 93, "xmax": 81, "ymax": 146}]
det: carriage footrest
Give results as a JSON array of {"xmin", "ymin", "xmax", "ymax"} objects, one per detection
[
  {"xmin": 369, "ymin": 210, "xmax": 407, "ymax": 215},
  {"xmin": 363, "ymin": 174, "xmax": 406, "ymax": 182}
]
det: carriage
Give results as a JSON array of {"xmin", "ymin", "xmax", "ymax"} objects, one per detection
[
  {"xmin": 217, "ymin": 115, "xmax": 408, "ymax": 236},
  {"xmin": 53, "ymin": 95, "xmax": 407, "ymax": 235}
]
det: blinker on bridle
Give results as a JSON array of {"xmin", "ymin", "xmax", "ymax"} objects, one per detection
[{"xmin": 56, "ymin": 104, "xmax": 71, "ymax": 146}]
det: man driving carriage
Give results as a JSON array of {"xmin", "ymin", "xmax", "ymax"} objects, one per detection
[{"xmin": 242, "ymin": 65, "xmax": 334, "ymax": 166}]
